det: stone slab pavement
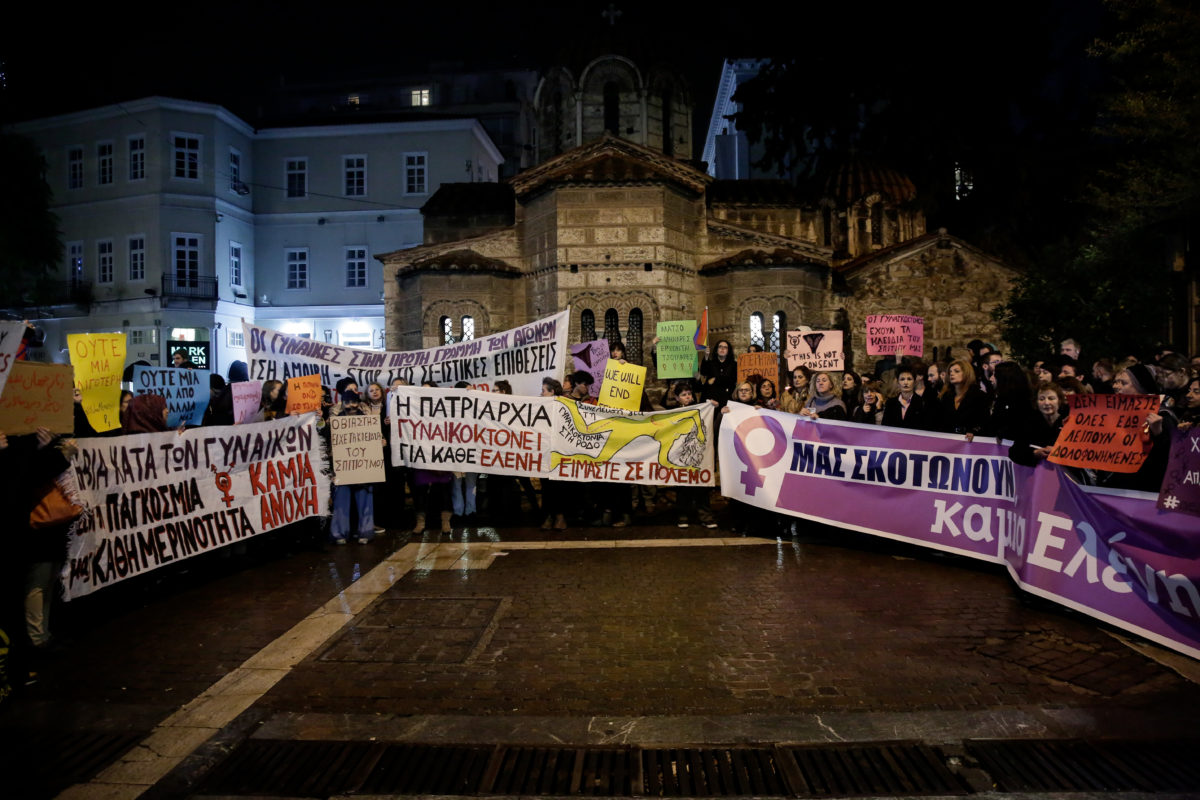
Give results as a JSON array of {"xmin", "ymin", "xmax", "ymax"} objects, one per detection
[{"xmin": 2, "ymin": 511, "xmax": 1198, "ymax": 798}]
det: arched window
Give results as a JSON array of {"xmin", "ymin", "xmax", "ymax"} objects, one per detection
[
  {"xmin": 441, "ymin": 315, "xmax": 454, "ymax": 345},
  {"xmin": 771, "ymin": 311, "xmax": 787, "ymax": 354},
  {"xmin": 604, "ymin": 82, "xmax": 620, "ymax": 134},
  {"xmin": 461, "ymin": 315, "xmax": 475, "ymax": 341},
  {"xmin": 603, "ymin": 308, "xmax": 620, "ymax": 344},
  {"xmin": 581, "ymin": 309, "xmax": 596, "ymax": 341},
  {"xmin": 749, "ymin": 312, "xmax": 765, "ymax": 349},
  {"xmin": 662, "ymin": 89, "xmax": 674, "ymax": 156},
  {"xmin": 871, "ymin": 203, "xmax": 883, "ymax": 245},
  {"xmin": 551, "ymin": 90, "xmax": 564, "ymax": 153},
  {"xmin": 627, "ymin": 308, "xmax": 643, "ymax": 365}
]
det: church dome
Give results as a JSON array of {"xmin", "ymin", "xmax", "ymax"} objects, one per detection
[{"xmin": 820, "ymin": 157, "xmax": 917, "ymax": 205}]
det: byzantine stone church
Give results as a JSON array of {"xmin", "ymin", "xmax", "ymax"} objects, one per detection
[{"xmin": 379, "ymin": 54, "xmax": 1015, "ymax": 379}]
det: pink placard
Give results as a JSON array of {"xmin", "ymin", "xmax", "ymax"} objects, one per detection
[
  {"xmin": 865, "ymin": 315, "xmax": 924, "ymax": 356},
  {"xmin": 232, "ymin": 380, "xmax": 262, "ymax": 424}
]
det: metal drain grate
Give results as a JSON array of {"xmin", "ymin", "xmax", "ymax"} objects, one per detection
[
  {"xmin": 198, "ymin": 739, "xmax": 384, "ymax": 796},
  {"xmin": 782, "ymin": 742, "xmax": 968, "ymax": 797},
  {"xmin": 1, "ymin": 730, "xmax": 147, "ymax": 799},
  {"xmin": 488, "ymin": 746, "xmax": 632, "ymax": 796},
  {"xmin": 967, "ymin": 738, "xmax": 1200, "ymax": 793},
  {"xmin": 643, "ymin": 746, "xmax": 789, "ymax": 796},
  {"xmin": 362, "ymin": 743, "xmax": 495, "ymax": 794}
]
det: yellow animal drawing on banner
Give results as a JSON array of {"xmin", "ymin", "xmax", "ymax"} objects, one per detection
[{"xmin": 550, "ymin": 397, "xmax": 707, "ymax": 470}]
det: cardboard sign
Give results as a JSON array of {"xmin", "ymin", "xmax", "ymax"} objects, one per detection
[
  {"xmin": 1048, "ymin": 393, "xmax": 1162, "ymax": 473},
  {"xmin": 0, "ymin": 361, "xmax": 75, "ymax": 434},
  {"xmin": 68, "ymin": 332, "xmax": 127, "ymax": 432},
  {"xmin": 598, "ymin": 358, "xmax": 646, "ymax": 411},
  {"xmin": 571, "ymin": 340, "xmax": 611, "ymax": 391},
  {"xmin": 232, "ymin": 380, "xmax": 263, "ymax": 424},
  {"xmin": 330, "ymin": 413, "xmax": 386, "ymax": 485},
  {"xmin": 865, "ymin": 315, "xmax": 924, "ymax": 357},
  {"xmin": 1158, "ymin": 428, "xmax": 1200, "ymax": 517},
  {"xmin": 285, "ymin": 373, "xmax": 322, "ymax": 415},
  {"xmin": 131, "ymin": 366, "xmax": 211, "ymax": 427},
  {"xmin": 786, "ymin": 329, "xmax": 844, "ymax": 372},
  {"xmin": 737, "ymin": 351, "xmax": 779, "ymax": 386},
  {"xmin": 655, "ymin": 320, "xmax": 698, "ymax": 379},
  {"xmin": 0, "ymin": 321, "xmax": 28, "ymax": 398}
]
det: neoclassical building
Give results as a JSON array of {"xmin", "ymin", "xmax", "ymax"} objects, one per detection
[{"xmin": 380, "ymin": 56, "xmax": 1016, "ymax": 379}]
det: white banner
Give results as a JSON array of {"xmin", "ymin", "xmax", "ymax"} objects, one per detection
[
  {"xmin": 62, "ymin": 415, "xmax": 330, "ymax": 600},
  {"xmin": 389, "ymin": 387, "xmax": 715, "ymax": 486},
  {"xmin": 244, "ymin": 311, "xmax": 569, "ymax": 396}
]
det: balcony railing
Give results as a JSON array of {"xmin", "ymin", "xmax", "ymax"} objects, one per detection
[
  {"xmin": 162, "ymin": 275, "xmax": 218, "ymax": 300},
  {"xmin": 3, "ymin": 280, "xmax": 93, "ymax": 310}
]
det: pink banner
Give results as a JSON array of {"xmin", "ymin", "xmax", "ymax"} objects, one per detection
[
  {"xmin": 865, "ymin": 314, "xmax": 924, "ymax": 356},
  {"xmin": 720, "ymin": 404, "xmax": 1200, "ymax": 660}
]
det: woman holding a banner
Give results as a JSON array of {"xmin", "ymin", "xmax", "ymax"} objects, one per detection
[
  {"xmin": 882, "ymin": 364, "xmax": 926, "ymax": 429},
  {"xmin": 1009, "ymin": 381, "xmax": 1067, "ymax": 467},
  {"xmin": 1099, "ymin": 364, "xmax": 1170, "ymax": 491},
  {"xmin": 799, "ymin": 373, "xmax": 847, "ymax": 420},
  {"xmin": 937, "ymin": 359, "xmax": 989, "ymax": 439}
]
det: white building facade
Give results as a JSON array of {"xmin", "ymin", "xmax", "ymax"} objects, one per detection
[{"xmin": 7, "ymin": 97, "xmax": 502, "ymax": 375}]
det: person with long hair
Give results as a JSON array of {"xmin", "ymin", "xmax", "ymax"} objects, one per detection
[
  {"xmin": 757, "ymin": 378, "xmax": 779, "ymax": 410},
  {"xmin": 985, "ymin": 361, "xmax": 1039, "ymax": 442},
  {"xmin": 841, "ymin": 371, "xmax": 862, "ymax": 409},
  {"xmin": 1176, "ymin": 376, "xmax": 1200, "ymax": 430},
  {"xmin": 800, "ymin": 372, "xmax": 847, "ymax": 420},
  {"xmin": 851, "ymin": 380, "xmax": 885, "ymax": 425},
  {"xmin": 938, "ymin": 358, "xmax": 990, "ymax": 440},
  {"xmin": 700, "ymin": 339, "xmax": 737, "ymax": 407},
  {"xmin": 255, "ymin": 380, "xmax": 285, "ymax": 422},
  {"xmin": 779, "ymin": 366, "xmax": 811, "ymax": 413}
]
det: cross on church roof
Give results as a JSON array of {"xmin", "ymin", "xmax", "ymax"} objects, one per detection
[{"xmin": 601, "ymin": 3, "xmax": 622, "ymax": 26}]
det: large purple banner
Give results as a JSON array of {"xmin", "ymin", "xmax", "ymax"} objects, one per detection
[{"xmin": 720, "ymin": 403, "xmax": 1200, "ymax": 660}]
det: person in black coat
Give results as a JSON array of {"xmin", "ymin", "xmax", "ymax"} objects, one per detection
[
  {"xmin": 882, "ymin": 363, "xmax": 928, "ymax": 429},
  {"xmin": 938, "ymin": 358, "xmax": 991, "ymax": 439},
  {"xmin": 1009, "ymin": 382, "xmax": 1067, "ymax": 467}
]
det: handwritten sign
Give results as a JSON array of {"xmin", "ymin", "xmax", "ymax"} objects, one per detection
[
  {"xmin": 1158, "ymin": 428, "xmax": 1200, "ymax": 517},
  {"xmin": 1048, "ymin": 393, "xmax": 1161, "ymax": 473},
  {"xmin": 330, "ymin": 413, "xmax": 386, "ymax": 485},
  {"xmin": 232, "ymin": 380, "xmax": 262, "ymax": 424},
  {"xmin": 598, "ymin": 358, "xmax": 646, "ymax": 411},
  {"xmin": 0, "ymin": 361, "xmax": 75, "ymax": 434},
  {"xmin": 571, "ymin": 340, "xmax": 610, "ymax": 391},
  {"xmin": 786, "ymin": 329, "xmax": 844, "ymax": 372},
  {"xmin": 68, "ymin": 332, "xmax": 126, "ymax": 432},
  {"xmin": 131, "ymin": 366, "xmax": 211, "ymax": 427},
  {"xmin": 865, "ymin": 315, "xmax": 924, "ymax": 357},
  {"xmin": 655, "ymin": 320, "xmax": 698, "ymax": 379},
  {"xmin": 0, "ymin": 321, "xmax": 27, "ymax": 398},
  {"xmin": 285, "ymin": 373, "xmax": 322, "ymax": 415},
  {"xmin": 737, "ymin": 351, "xmax": 779, "ymax": 387}
]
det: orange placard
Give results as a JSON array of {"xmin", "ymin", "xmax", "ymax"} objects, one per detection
[
  {"xmin": 285, "ymin": 373, "xmax": 323, "ymax": 415},
  {"xmin": 737, "ymin": 351, "xmax": 779, "ymax": 386},
  {"xmin": 1047, "ymin": 393, "xmax": 1161, "ymax": 473}
]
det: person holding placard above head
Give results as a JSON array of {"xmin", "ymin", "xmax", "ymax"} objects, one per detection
[{"xmin": 937, "ymin": 358, "xmax": 989, "ymax": 440}]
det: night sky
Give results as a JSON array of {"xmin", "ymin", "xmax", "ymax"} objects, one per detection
[{"xmin": 1, "ymin": 0, "xmax": 1100, "ymax": 129}]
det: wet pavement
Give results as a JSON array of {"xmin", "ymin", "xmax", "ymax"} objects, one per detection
[{"xmin": 2, "ymin": 497, "xmax": 1199, "ymax": 799}]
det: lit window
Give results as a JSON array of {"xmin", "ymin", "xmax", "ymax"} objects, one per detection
[
  {"xmin": 749, "ymin": 312, "xmax": 764, "ymax": 349},
  {"xmin": 411, "ymin": 88, "xmax": 430, "ymax": 107},
  {"xmin": 286, "ymin": 248, "xmax": 308, "ymax": 289},
  {"xmin": 954, "ymin": 162, "xmax": 973, "ymax": 201},
  {"xmin": 173, "ymin": 135, "xmax": 200, "ymax": 180},
  {"xmin": 229, "ymin": 242, "xmax": 243, "ymax": 287},
  {"xmin": 442, "ymin": 315, "xmax": 454, "ymax": 344},
  {"xmin": 461, "ymin": 315, "xmax": 475, "ymax": 341},
  {"xmin": 286, "ymin": 158, "xmax": 307, "ymax": 198},
  {"xmin": 344, "ymin": 155, "xmax": 366, "ymax": 196},
  {"xmin": 97, "ymin": 142, "xmax": 113, "ymax": 185},
  {"xmin": 228, "ymin": 329, "xmax": 245, "ymax": 348},
  {"xmin": 128, "ymin": 236, "xmax": 145, "ymax": 281},
  {"xmin": 128, "ymin": 136, "xmax": 145, "ymax": 181},
  {"xmin": 771, "ymin": 311, "xmax": 786, "ymax": 354},
  {"xmin": 97, "ymin": 241, "xmax": 113, "ymax": 283},
  {"xmin": 405, "ymin": 153, "xmax": 427, "ymax": 194},
  {"xmin": 68, "ymin": 147, "xmax": 83, "ymax": 189},
  {"xmin": 345, "ymin": 247, "xmax": 367, "ymax": 287}
]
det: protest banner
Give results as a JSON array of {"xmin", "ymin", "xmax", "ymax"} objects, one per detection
[
  {"xmin": 1047, "ymin": 393, "xmax": 1161, "ymax": 473},
  {"xmin": 330, "ymin": 413, "xmax": 386, "ymax": 485},
  {"xmin": 68, "ymin": 332, "xmax": 126, "ymax": 432},
  {"xmin": 232, "ymin": 380, "xmax": 263, "ymax": 424},
  {"xmin": 1157, "ymin": 427, "xmax": 1200, "ymax": 516},
  {"xmin": 285, "ymin": 374, "xmax": 322, "ymax": 415},
  {"xmin": 0, "ymin": 361, "xmax": 74, "ymax": 434},
  {"xmin": 865, "ymin": 314, "xmax": 924, "ymax": 356},
  {"xmin": 655, "ymin": 320, "xmax": 698, "ymax": 379},
  {"xmin": 719, "ymin": 404, "xmax": 1200, "ymax": 660},
  {"xmin": 388, "ymin": 387, "xmax": 715, "ymax": 486},
  {"xmin": 598, "ymin": 358, "xmax": 646, "ymax": 411},
  {"xmin": 62, "ymin": 414, "xmax": 330, "ymax": 600},
  {"xmin": 570, "ymin": 340, "xmax": 610, "ymax": 390},
  {"xmin": 786, "ymin": 329, "xmax": 844, "ymax": 372},
  {"xmin": 245, "ymin": 310, "xmax": 569, "ymax": 396},
  {"xmin": 131, "ymin": 366, "xmax": 211, "ymax": 427},
  {"xmin": 0, "ymin": 320, "xmax": 27, "ymax": 398},
  {"xmin": 737, "ymin": 351, "xmax": 780, "ymax": 386}
]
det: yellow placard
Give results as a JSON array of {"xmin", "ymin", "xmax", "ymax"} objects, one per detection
[
  {"xmin": 67, "ymin": 332, "xmax": 127, "ymax": 432},
  {"xmin": 597, "ymin": 358, "xmax": 646, "ymax": 412}
]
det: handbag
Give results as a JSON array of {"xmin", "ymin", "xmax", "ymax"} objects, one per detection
[{"xmin": 30, "ymin": 475, "xmax": 83, "ymax": 529}]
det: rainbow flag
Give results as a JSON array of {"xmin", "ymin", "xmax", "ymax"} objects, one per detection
[{"xmin": 694, "ymin": 307, "xmax": 708, "ymax": 351}]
